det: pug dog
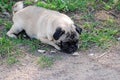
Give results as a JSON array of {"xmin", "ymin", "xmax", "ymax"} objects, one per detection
[{"xmin": 7, "ymin": 1, "xmax": 82, "ymax": 53}]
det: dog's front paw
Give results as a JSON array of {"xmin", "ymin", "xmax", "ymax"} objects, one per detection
[
  {"xmin": 7, "ymin": 32, "xmax": 17, "ymax": 38},
  {"xmin": 54, "ymin": 45, "xmax": 61, "ymax": 50}
]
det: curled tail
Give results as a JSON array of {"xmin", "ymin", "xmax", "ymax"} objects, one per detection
[
  {"xmin": 12, "ymin": 0, "xmax": 38, "ymax": 15},
  {"xmin": 12, "ymin": 1, "xmax": 24, "ymax": 15}
]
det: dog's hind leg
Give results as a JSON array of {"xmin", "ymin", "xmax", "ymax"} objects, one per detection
[{"xmin": 7, "ymin": 24, "xmax": 23, "ymax": 38}]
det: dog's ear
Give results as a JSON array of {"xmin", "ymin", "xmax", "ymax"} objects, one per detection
[
  {"xmin": 53, "ymin": 27, "xmax": 65, "ymax": 40},
  {"xmin": 75, "ymin": 25, "xmax": 82, "ymax": 34}
]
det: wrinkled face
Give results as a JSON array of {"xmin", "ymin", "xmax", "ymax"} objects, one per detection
[
  {"xmin": 53, "ymin": 25, "xmax": 82, "ymax": 53},
  {"xmin": 60, "ymin": 32, "xmax": 79, "ymax": 53}
]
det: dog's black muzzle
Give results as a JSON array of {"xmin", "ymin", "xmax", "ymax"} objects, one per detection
[{"xmin": 60, "ymin": 40, "xmax": 78, "ymax": 54}]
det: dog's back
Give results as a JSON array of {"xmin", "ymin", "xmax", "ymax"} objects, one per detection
[{"xmin": 12, "ymin": 1, "xmax": 74, "ymax": 39}]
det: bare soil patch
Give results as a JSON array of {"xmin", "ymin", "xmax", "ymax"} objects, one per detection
[{"xmin": 0, "ymin": 43, "xmax": 120, "ymax": 80}]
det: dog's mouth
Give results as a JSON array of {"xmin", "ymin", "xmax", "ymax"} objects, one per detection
[
  {"xmin": 61, "ymin": 46, "xmax": 78, "ymax": 54},
  {"xmin": 59, "ymin": 40, "xmax": 78, "ymax": 54}
]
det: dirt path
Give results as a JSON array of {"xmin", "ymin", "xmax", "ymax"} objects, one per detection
[{"xmin": 0, "ymin": 42, "xmax": 120, "ymax": 80}]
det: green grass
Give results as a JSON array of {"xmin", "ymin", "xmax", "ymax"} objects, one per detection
[
  {"xmin": 37, "ymin": 55, "xmax": 54, "ymax": 68},
  {"xmin": 81, "ymin": 13, "xmax": 95, "ymax": 21},
  {"xmin": 116, "ymin": 2, "xmax": 120, "ymax": 11},
  {"xmin": 34, "ymin": 0, "xmax": 120, "ymax": 12},
  {"xmin": 0, "ymin": 20, "xmax": 40, "ymax": 64},
  {"xmin": 0, "ymin": 36, "xmax": 21, "ymax": 65},
  {"xmin": 0, "ymin": 0, "xmax": 120, "ymax": 13},
  {"xmin": 103, "ymin": 0, "xmax": 120, "ymax": 10},
  {"xmin": 0, "ymin": 19, "xmax": 4, "ymax": 25},
  {"xmin": 0, "ymin": 37, "xmax": 14, "ymax": 57},
  {"xmin": 3, "ymin": 21, "xmax": 12, "ymax": 30},
  {"xmin": 36, "ymin": 0, "xmax": 87, "ymax": 12},
  {"xmin": 0, "ymin": 0, "xmax": 14, "ymax": 12},
  {"xmin": 12, "ymin": 38, "xmax": 40, "ymax": 52},
  {"xmin": 0, "ymin": 32, "xmax": 40, "ymax": 64},
  {"xmin": 80, "ymin": 20, "xmax": 118, "ymax": 50},
  {"xmin": 7, "ymin": 56, "xmax": 18, "ymax": 65}
]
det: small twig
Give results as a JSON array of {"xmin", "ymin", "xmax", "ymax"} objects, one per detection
[
  {"xmin": 95, "ymin": 51, "xmax": 110, "ymax": 59},
  {"xmin": 108, "ymin": 11, "xmax": 119, "ymax": 19}
]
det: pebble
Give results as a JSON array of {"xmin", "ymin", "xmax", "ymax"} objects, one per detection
[
  {"xmin": 38, "ymin": 50, "xmax": 46, "ymax": 53},
  {"xmin": 117, "ymin": 37, "xmax": 120, "ymax": 41},
  {"xmin": 72, "ymin": 52, "xmax": 79, "ymax": 56},
  {"xmin": 89, "ymin": 53, "xmax": 94, "ymax": 56},
  {"xmin": 50, "ymin": 51, "xmax": 56, "ymax": 53}
]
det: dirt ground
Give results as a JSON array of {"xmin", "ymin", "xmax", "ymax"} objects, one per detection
[
  {"xmin": 0, "ymin": 43, "xmax": 120, "ymax": 80},
  {"xmin": 0, "ymin": 11, "xmax": 120, "ymax": 80}
]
